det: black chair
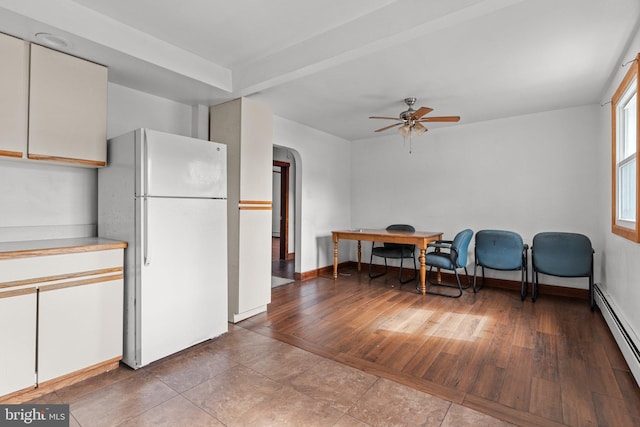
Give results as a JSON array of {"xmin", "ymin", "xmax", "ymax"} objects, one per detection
[
  {"xmin": 474, "ymin": 230, "xmax": 529, "ymax": 300},
  {"xmin": 368, "ymin": 224, "xmax": 417, "ymax": 284},
  {"xmin": 531, "ymin": 232, "xmax": 595, "ymax": 310},
  {"xmin": 424, "ymin": 229, "xmax": 473, "ymax": 298}
]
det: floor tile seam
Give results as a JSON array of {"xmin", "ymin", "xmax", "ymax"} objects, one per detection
[
  {"xmin": 109, "ymin": 395, "xmax": 180, "ymax": 427},
  {"xmin": 228, "ymin": 334, "xmax": 383, "ymax": 417},
  {"xmin": 70, "ymin": 387, "xmax": 178, "ymax": 427},
  {"xmin": 177, "ymin": 391, "xmax": 228, "ymax": 426},
  {"xmin": 343, "ymin": 376, "xmax": 385, "ymax": 423},
  {"xmin": 54, "ymin": 369, "xmax": 136, "ymax": 405}
]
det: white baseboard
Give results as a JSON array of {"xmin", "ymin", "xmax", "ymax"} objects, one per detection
[
  {"xmin": 230, "ymin": 305, "xmax": 267, "ymax": 323},
  {"xmin": 595, "ymin": 284, "xmax": 640, "ymax": 386}
]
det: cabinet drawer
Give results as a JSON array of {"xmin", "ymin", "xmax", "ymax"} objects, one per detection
[{"xmin": 0, "ymin": 249, "xmax": 123, "ymax": 285}]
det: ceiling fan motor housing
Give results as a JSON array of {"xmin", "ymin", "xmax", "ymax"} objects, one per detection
[{"xmin": 400, "ymin": 97, "xmax": 417, "ymax": 120}]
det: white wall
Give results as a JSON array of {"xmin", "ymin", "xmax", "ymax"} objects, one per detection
[
  {"xmin": 0, "ymin": 158, "xmax": 96, "ymax": 241},
  {"xmin": 598, "ymin": 24, "xmax": 640, "ymax": 352},
  {"xmin": 107, "ymin": 83, "xmax": 193, "ymax": 139},
  {"xmin": 351, "ymin": 104, "xmax": 601, "ymax": 286},
  {"xmin": 0, "ymin": 83, "xmax": 194, "ymax": 242},
  {"xmin": 273, "ymin": 116, "xmax": 351, "ymax": 274}
]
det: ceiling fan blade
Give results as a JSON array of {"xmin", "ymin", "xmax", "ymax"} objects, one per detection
[
  {"xmin": 411, "ymin": 107, "xmax": 433, "ymax": 119},
  {"xmin": 419, "ymin": 116, "xmax": 460, "ymax": 122},
  {"xmin": 374, "ymin": 122, "xmax": 402, "ymax": 132},
  {"xmin": 369, "ymin": 116, "xmax": 402, "ymax": 120}
]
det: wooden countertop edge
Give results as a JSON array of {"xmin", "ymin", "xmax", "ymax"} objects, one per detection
[{"xmin": 0, "ymin": 241, "xmax": 128, "ymax": 260}]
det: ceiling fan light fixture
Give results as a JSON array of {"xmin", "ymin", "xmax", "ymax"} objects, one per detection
[
  {"xmin": 413, "ymin": 122, "xmax": 426, "ymax": 135},
  {"xmin": 398, "ymin": 124, "xmax": 411, "ymax": 138}
]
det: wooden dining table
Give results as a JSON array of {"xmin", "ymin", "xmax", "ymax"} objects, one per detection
[{"xmin": 332, "ymin": 229, "xmax": 443, "ymax": 295}]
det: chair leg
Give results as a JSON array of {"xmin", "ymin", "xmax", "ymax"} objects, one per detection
[
  {"xmin": 368, "ymin": 256, "xmax": 388, "ymax": 279},
  {"xmin": 520, "ymin": 267, "xmax": 527, "ymax": 301},
  {"xmin": 532, "ymin": 270, "xmax": 538, "ymax": 302},
  {"xmin": 473, "ymin": 262, "xmax": 479, "ymax": 292},
  {"xmin": 425, "ymin": 266, "xmax": 465, "ymax": 298},
  {"xmin": 398, "ymin": 256, "xmax": 418, "ymax": 284}
]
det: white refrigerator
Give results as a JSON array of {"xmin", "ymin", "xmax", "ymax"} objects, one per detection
[{"xmin": 98, "ymin": 128, "xmax": 228, "ymax": 369}]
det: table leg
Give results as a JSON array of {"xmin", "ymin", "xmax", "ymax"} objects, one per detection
[
  {"xmin": 419, "ymin": 248, "xmax": 426, "ymax": 295},
  {"xmin": 357, "ymin": 240, "xmax": 362, "ymax": 272},
  {"xmin": 333, "ymin": 238, "xmax": 339, "ymax": 280}
]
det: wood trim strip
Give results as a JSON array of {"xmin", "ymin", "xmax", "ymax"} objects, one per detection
[
  {"xmin": 239, "ymin": 200, "xmax": 272, "ymax": 205},
  {"xmin": 36, "ymin": 357, "xmax": 121, "ymax": 392},
  {"xmin": 239, "ymin": 206, "xmax": 272, "ymax": 210},
  {"xmin": 39, "ymin": 274, "xmax": 123, "ymax": 293},
  {"xmin": 0, "ymin": 287, "xmax": 36, "ymax": 299},
  {"xmin": 0, "ymin": 149, "xmax": 23, "ymax": 158},
  {"xmin": 0, "ymin": 242, "xmax": 127, "ymax": 260},
  {"xmin": 0, "ymin": 267, "xmax": 123, "ymax": 290},
  {"xmin": 0, "ymin": 357, "xmax": 121, "ymax": 404},
  {"xmin": 239, "ymin": 200, "xmax": 272, "ymax": 211},
  {"xmin": 27, "ymin": 153, "xmax": 106, "ymax": 167}
]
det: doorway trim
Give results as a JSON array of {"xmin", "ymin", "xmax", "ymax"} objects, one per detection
[{"xmin": 274, "ymin": 160, "xmax": 290, "ymax": 260}]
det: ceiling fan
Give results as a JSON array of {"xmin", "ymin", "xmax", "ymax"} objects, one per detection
[{"xmin": 369, "ymin": 97, "xmax": 460, "ymax": 136}]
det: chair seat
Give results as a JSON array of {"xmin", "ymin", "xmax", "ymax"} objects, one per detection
[
  {"xmin": 424, "ymin": 252, "xmax": 456, "ymax": 270},
  {"xmin": 372, "ymin": 246, "xmax": 414, "ymax": 258}
]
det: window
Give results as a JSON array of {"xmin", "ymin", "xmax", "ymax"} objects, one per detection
[{"xmin": 612, "ymin": 54, "xmax": 640, "ymax": 241}]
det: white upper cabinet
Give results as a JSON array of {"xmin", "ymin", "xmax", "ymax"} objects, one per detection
[
  {"xmin": 28, "ymin": 44, "xmax": 108, "ymax": 167},
  {"xmin": 0, "ymin": 32, "xmax": 28, "ymax": 159}
]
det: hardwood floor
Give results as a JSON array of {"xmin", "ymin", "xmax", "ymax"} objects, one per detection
[{"xmin": 239, "ymin": 265, "xmax": 640, "ymax": 427}]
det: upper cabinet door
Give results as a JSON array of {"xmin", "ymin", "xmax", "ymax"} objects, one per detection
[
  {"xmin": 28, "ymin": 44, "xmax": 108, "ymax": 167},
  {"xmin": 0, "ymin": 33, "xmax": 28, "ymax": 159}
]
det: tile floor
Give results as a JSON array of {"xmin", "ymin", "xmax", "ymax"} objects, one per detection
[{"xmin": 28, "ymin": 324, "xmax": 514, "ymax": 426}]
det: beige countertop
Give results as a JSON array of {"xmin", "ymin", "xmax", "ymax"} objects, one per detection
[{"xmin": 0, "ymin": 237, "xmax": 127, "ymax": 260}]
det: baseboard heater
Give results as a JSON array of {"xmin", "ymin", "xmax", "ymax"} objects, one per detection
[{"xmin": 595, "ymin": 284, "xmax": 640, "ymax": 385}]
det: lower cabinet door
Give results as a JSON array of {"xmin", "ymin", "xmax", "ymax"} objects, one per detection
[
  {"xmin": 0, "ymin": 288, "xmax": 36, "ymax": 396},
  {"xmin": 38, "ymin": 278, "xmax": 123, "ymax": 383}
]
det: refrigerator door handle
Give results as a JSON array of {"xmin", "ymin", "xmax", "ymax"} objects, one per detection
[
  {"xmin": 143, "ymin": 197, "xmax": 151, "ymax": 266},
  {"xmin": 143, "ymin": 129, "xmax": 151, "ymax": 196}
]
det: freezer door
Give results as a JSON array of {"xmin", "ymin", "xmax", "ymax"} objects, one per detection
[
  {"xmin": 137, "ymin": 129, "xmax": 226, "ymax": 198},
  {"xmin": 136, "ymin": 197, "xmax": 228, "ymax": 367}
]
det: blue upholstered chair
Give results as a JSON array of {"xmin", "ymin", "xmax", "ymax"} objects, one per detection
[
  {"xmin": 531, "ymin": 232, "xmax": 594, "ymax": 310},
  {"xmin": 424, "ymin": 229, "xmax": 473, "ymax": 298},
  {"xmin": 474, "ymin": 230, "xmax": 529, "ymax": 300},
  {"xmin": 368, "ymin": 224, "xmax": 417, "ymax": 284}
]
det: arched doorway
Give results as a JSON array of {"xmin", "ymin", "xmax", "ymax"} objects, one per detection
[{"xmin": 272, "ymin": 146, "xmax": 296, "ymax": 279}]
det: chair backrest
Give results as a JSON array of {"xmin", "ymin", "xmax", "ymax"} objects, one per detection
[
  {"xmin": 532, "ymin": 232, "xmax": 593, "ymax": 277},
  {"xmin": 384, "ymin": 224, "xmax": 415, "ymax": 251},
  {"xmin": 451, "ymin": 229, "xmax": 474, "ymax": 268},
  {"xmin": 475, "ymin": 230, "xmax": 524, "ymax": 271}
]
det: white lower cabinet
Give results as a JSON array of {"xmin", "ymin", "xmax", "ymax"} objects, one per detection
[
  {"xmin": 0, "ymin": 238, "xmax": 125, "ymax": 401},
  {"xmin": 0, "ymin": 288, "xmax": 37, "ymax": 397}
]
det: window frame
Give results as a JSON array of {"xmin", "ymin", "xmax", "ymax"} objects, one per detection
[{"xmin": 612, "ymin": 53, "xmax": 640, "ymax": 242}]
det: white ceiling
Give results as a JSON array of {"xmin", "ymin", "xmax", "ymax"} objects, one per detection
[{"xmin": 0, "ymin": 0, "xmax": 638, "ymax": 141}]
